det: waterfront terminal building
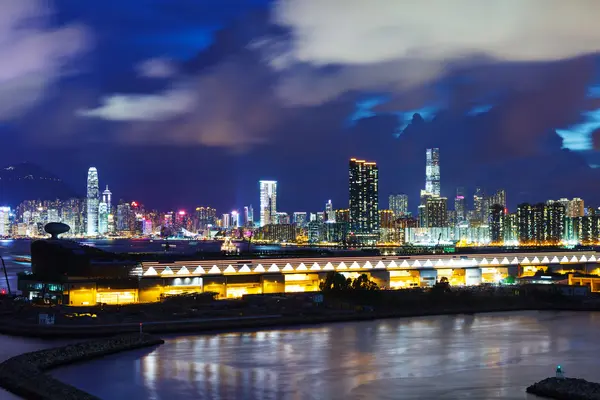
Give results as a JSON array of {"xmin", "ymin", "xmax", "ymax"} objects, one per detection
[{"xmin": 18, "ymin": 238, "xmax": 600, "ymax": 306}]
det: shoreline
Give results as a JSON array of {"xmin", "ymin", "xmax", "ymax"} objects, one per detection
[
  {"xmin": 0, "ymin": 333, "xmax": 164, "ymax": 400},
  {"xmin": 0, "ymin": 304, "xmax": 598, "ymax": 339}
]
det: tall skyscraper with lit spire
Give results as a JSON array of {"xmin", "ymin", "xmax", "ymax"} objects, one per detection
[{"xmin": 86, "ymin": 167, "xmax": 99, "ymax": 236}]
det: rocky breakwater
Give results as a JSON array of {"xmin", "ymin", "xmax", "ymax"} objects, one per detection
[
  {"xmin": 0, "ymin": 333, "xmax": 164, "ymax": 400},
  {"xmin": 527, "ymin": 377, "xmax": 600, "ymax": 400}
]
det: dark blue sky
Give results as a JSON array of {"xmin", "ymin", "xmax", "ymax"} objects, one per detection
[{"xmin": 1, "ymin": 0, "xmax": 600, "ymax": 214}]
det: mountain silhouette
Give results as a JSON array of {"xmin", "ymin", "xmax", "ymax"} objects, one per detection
[{"xmin": 0, "ymin": 162, "xmax": 78, "ymax": 207}]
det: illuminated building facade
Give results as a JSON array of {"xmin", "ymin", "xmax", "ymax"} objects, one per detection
[
  {"xmin": 425, "ymin": 197, "xmax": 448, "ymax": 227},
  {"xmin": 425, "ymin": 148, "xmax": 440, "ymax": 196},
  {"xmin": 389, "ymin": 194, "xmax": 408, "ymax": 217},
  {"xmin": 454, "ymin": 187, "xmax": 465, "ymax": 224},
  {"xmin": 349, "ymin": 158, "xmax": 379, "ymax": 235},
  {"xmin": 473, "ymin": 187, "xmax": 484, "ymax": 223},
  {"xmin": 544, "ymin": 201, "xmax": 565, "ymax": 244},
  {"xmin": 259, "ymin": 180, "xmax": 277, "ymax": 227},
  {"xmin": 325, "ymin": 200, "xmax": 335, "ymax": 222},
  {"xmin": 489, "ymin": 204, "xmax": 505, "ymax": 244},
  {"xmin": 86, "ymin": 167, "xmax": 99, "ymax": 236},
  {"xmin": 0, "ymin": 207, "xmax": 11, "ymax": 236},
  {"xmin": 335, "ymin": 209, "xmax": 350, "ymax": 223},
  {"xmin": 293, "ymin": 212, "xmax": 307, "ymax": 227},
  {"xmin": 98, "ymin": 202, "xmax": 108, "ymax": 235},
  {"xmin": 489, "ymin": 189, "xmax": 506, "ymax": 209},
  {"xmin": 517, "ymin": 203, "xmax": 544, "ymax": 244}
]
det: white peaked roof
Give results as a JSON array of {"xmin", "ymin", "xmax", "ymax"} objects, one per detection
[
  {"xmin": 590, "ymin": 255, "xmax": 597, "ymax": 262},
  {"xmin": 224, "ymin": 265, "xmax": 236, "ymax": 273},
  {"xmin": 363, "ymin": 261, "xmax": 373, "ymax": 269},
  {"xmin": 501, "ymin": 257, "xmax": 510, "ymax": 265},
  {"xmin": 388, "ymin": 260, "xmax": 397, "ymax": 268},
  {"xmin": 551, "ymin": 256, "xmax": 560, "ymax": 263},
  {"xmin": 570, "ymin": 256, "xmax": 579, "ymax": 263},
  {"xmin": 435, "ymin": 259, "xmax": 445, "ymax": 267},
  {"xmin": 522, "ymin": 257, "xmax": 530, "ymax": 264},
  {"xmin": 209, "ymin": 265, "xmax": 221, "ymax": 274},
  {"xmin": 541, "ymin": 256, "xmax": 550, "ymax": 264},
  {"xmin": 412, "ymin": 260, "xmax": 421, "ymax": 267},
  {"xmin": 400, "ymin": 260, "xmax": 410, "ymax": 267},
  {"xmin": 310, "ymin": 263, "xmax": 321, "ymax": 271},
  {"xmin": 268, "ymin": 264, "xmax": 280, "ymax": 272},
  {"xmin": 283, "ymin": 263, "xmax": 294, "ymax": 271},
  {"xmin": 239, "ymin": 265, "xmax": 251, "ymax": 273},
  {"xmin": 561, "ymin": 256, "xmax": 569, "ymax": 263},
  {"xmin": 254, "ymin": 264, "xmax": 266, "ymax": 272},
  {"xmin": 424, "ymin": 259, "xmax": 433, "ymax": 267},
  {"xmin": 296, "ymin": 263, "xmax": 308, "ymax": 271},
  {"xmin": 511, "ymin": 257, "xmax": 519, "ymax": 264},
  {"xmin": 531, "ymin": 257, "xmax": 540, "ymax": 264},
  {"xmin": 375, "ymin": 261, "xmax": 386, "ymax": 269},
  {"xmin": 337, "ymin": 262, "xmax": 347, "ymax": 270},
  {"xmin": 580, "ymin": 255, "xmax": 588, "ymax": 262},
  {"xmin": 144, "ymin": 267, "xmax": 158, "ymax": 276},
  {"xmin": 161, "ymin": 266, "xmax": 174, "ymax": 275},
  {"xmin": 177, "ymin": 266, "xmax": 190, "ymax": 275},
  {"xmin": 193, "ymin": 266, "xmax": 205, "ymax": 274},
  {"xmin": 350, "ymin": 261, "xmax": 361, "ymax": 269},
  {"xmin": 491, "ymin": 258, "xmax": 500, "ymax": 265},
  {"xmin": 480, "ymin": 258, "xmax": 489, "ymax": 265},
  {"xmin": 324, "ymin": 262, "xmax": 335, "ymax": 270}
]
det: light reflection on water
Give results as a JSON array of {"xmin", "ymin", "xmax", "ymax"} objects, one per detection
[{"xmin": 49, "ymin": 311, "xmax": 600, "ymax": 399}]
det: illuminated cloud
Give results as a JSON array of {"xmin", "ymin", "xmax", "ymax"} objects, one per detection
[
  {"xmin": 556, "ymin": 109, "xmax": 600, "ymax": 151},
  {"xmin": 77, "ymin": 87, "xmax": 196, "ymax": 121},
  {"xmin": 136, "ymin": 58, "xmax": 177, "ymax": 79},
  {"xmin": 273, "ymin": 0, "xmax": 600, "ymax": 66},
  {"xmin": 0, "ymin": 0, "xmax": 89, "ymax": 120}
]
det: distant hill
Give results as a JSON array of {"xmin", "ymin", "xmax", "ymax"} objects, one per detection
[{"xmin": 0, "ymin": 163, "xmax": 78, "ymax": 207}]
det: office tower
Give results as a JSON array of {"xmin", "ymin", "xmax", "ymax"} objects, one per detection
[
  {"xmin": 98, "ymin": 201, "xmax": 108, "ymax": 234},
  {"xmin": 231, "ymin": 211, "xmax": 239, "ymax": 228},
  {"xmin": 425, "ymin": 148, "xmax": 440, "ymax": 196},
  {"xmin": 247, "ymin": 205, "xmax": 254, "ymax": 226},
  {"xmin": 379, "ymin": 210, "xmax": 395, "ymax": 229},
  {"xmin": 293, "ymin": 212, "xmax": 307, "ymax": 227},
  {"xmin": 0, "ymin": 207, "xmax": 10, "ymax": 237},
  {"xmin": 489, "ymin": 189, "xmax": 506, "ymax": 209},
  {"xmin": 349, "ymin": 158, "xmax": 379, "ymax": 234},
  {"xmin": 222, "ymin": 213, "xmax": 231, "ymax": 229},
  {"xmin": 102, "ymin": 186, "xmax": 112, "ymax": 212},
  {"xmin": 195, "ymin": 207, "xmax": 217, "ymax": 230},
  {"xmin": 473, "ymin": 187, "xmax": 484, "ymax": 223},
  {"xmin": 335, "ymin": 209, "xmax": 350, "ymax": 223},
  {"xmin": 116, "ymin": 202, "xmax": 132, "ymax": 233},
  {"xmin": 259, "ymin": 180, "xmax": 277, "ymax": 227},
  {"xmin": 489, "ymin": 204, "xmax": 505, "ymax": 244},
  {"xmin": 454, "ymin": 187, "xmax": 465, "ymax": 224},
  {"xmin": 425, "ymin": 196, "xmax": 447, "ymax": 227},
  {"xmin": 275, "ymin": 212, "xmax": 290, "ymax": 225},
  {"xmin": 389, "ymin": 194, "xmax": 408, "ymax": 216},
  {"xmin": 86, "ymin": 167, "xmax": 99, "ymax": 236},
  {"xmin": 325, "ymin": 200, "xmax": 335, "ymax": 222},
  {"xmin": 544, "ymin": 201, "xmax": 565, "ymax": 244}
]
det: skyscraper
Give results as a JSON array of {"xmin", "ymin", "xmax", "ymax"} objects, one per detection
[
  {"xmin": 86, "ymin": 167, "xmax": 99, "ymax": 236},
  {"xmin": 102, "ymin": 186, "xmax": 112, "ymax": 212},
  {"xmin": 325, "ymin": 199, "xmax": 335, "ymax": 222},
  {"xmin": 425, "ymin": 148, "xmax": 440, "ymax": 196},
  {"xmin": 389, "ymin": 194, "xmax": 408, "ymax": 216},
  {"xmin": 473, "ymin": 187, "xmax": 484, "ymax": 223},
  {"xmin": 454, "ymin": 187, "xmax": 465, "ymax": 224},
  {"xmin": 425, "ymin": 196, "xmax": 448, "ymax": 227},
  {"xmin": 349, "ymin": 158, "xmax": 379, "ymax": 234},
  {"xmin": 489, "ymin": 204, "xmax": 505, "ymax": 244},
  {"xmin": 259, "ymin": 180, "xmax": 277, "ymax": 227}
]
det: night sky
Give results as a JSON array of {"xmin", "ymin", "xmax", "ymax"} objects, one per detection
[{"xmin": 1, "ymin": 0, "xmax": 600, "ymax": 214}]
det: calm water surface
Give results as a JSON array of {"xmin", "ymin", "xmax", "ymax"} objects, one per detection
[{"xmin": 49, "ymin": 311, "xmax": 600, "ymax": 399}]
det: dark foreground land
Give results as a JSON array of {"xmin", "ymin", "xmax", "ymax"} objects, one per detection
[
  {"xmin": 0, "ymin": 333, "xmax": 164, "ymax": 400},
  {"xmin": 527, "ymin": 377, "xmax": 600, "ymax": 400},
  {"xmin": 1, "ymin": 283, "xmax": 600, "ymax": 338}
]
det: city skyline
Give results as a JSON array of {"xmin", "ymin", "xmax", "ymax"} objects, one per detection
[{"xmin": 0, "ymin": 2, "xmax": 600, "ymax": 214}]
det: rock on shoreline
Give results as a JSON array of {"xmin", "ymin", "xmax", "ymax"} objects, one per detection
[
  {"xmin": 527, "ymin": 377, "xmax": 600, "ymax": 400},
  {"xmin": 0, "ymin": 333, "xmax": 164, "ymax": 400}
]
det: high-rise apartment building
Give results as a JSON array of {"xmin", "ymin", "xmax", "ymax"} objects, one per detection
[
  {"xmin": 259, "ymin": 180, "xmax": 277, "ymax": 227},
  {"xmin": 0, "ymin": 207, "xmax": 10, "ymax": 237},
  {"xmin": 566, "ymin": 198, "xmax": 585, "ymax": 218},
  {"xmin": 349, "ymin": 158, "xmax": 379, "ymax": 234},
  {"xmin": 489, "ymin": 204, "xmax": 505, "ymax": 244},
  {"xmin": 425, "ymin": 196, "xmax": 447, "ymax": 227},
  {"xmin": 389, "ymin": 194, "xmax": 408, "ymax": 216},
  {"xmin": 86, "ymin": 167, "xmax": 99, "ymax": 236},
  {"xmin": 544, "ymin": 201, "xmax": 566, "ymax": 244},
  {"xmin": 489, "ymin": 189, "xmax": 506, "ymax": 209},
  {"xmin": 425, "ymin": 148, "xmax": 440, "ymax": 196},
  {"xmin": 473, "ymin": 187, "xmax": 484, "ymax": 223}
]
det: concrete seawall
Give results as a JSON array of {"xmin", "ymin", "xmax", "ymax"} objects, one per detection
[
  {"xmin": 527, "ymin": 377, "xmax": 600, "ymax": 400},
  {"xmin": 0, "ymin": 333, "xmax": 164, "ymax": 400}
]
